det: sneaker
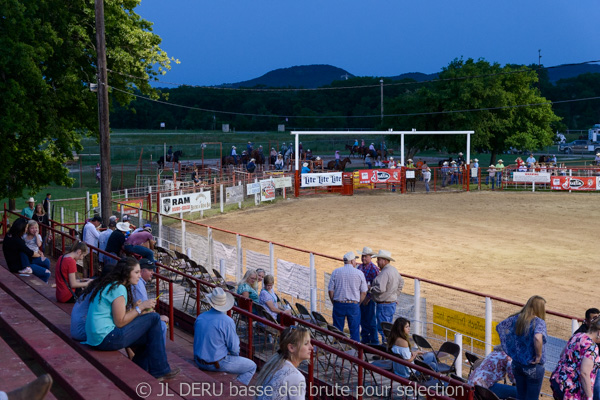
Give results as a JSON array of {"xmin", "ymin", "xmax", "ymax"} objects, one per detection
[{"xmin": 157, "ymin": 367, "xmax": 181, "ymax": 382}]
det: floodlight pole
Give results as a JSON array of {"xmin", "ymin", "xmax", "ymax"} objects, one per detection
[{"xmin": 95, "ymin": 0, "xmax": 112, "ymax": 222}]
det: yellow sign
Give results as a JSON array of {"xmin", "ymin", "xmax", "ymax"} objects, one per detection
[
  {"xmin": 433, "ymin": 305, "xmax": 499, "ymax": 350},
  {"xmin": 91, "ymin": 194, "xmax": 99, "ymax": 208}
]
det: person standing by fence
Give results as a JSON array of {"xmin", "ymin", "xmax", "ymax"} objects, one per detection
[
  {"xmin": 370, "ymin": 249, "xmax": 404, "ymax": 345},
  {"xmin": 357, "ymin": 247, "xmax": 380, "ymax": 345},
  {"xmin": 423, "ymin": 167, "xmax": 432, "ymax": 193},
  {"xmin": 497, "ymin": 295, "xmax": 547, "ymax": 400},
  {"xmin": 328, "ymin": 251, "xmax": 368, "ymax": 342}
]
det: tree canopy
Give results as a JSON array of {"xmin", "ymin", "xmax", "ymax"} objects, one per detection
[
  {"xmin": 385, "ymin": 58, "xmax": 561, "ymax": 163},
  {"xmin": 0, "ymin": 0, "xmax": 173, "ymax": 199}
]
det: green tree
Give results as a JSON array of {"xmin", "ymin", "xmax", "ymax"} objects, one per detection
[
  {"xmin": 0, "ymin": 0, "xmax": 173, "ymax": 201},
  {"xmin": 387, "ymin": 58, "xmax": 560, "ymax": 163}
]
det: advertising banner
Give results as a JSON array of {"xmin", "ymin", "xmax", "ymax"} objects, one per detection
[
  {"xmin": 225, "ymin": 185, "xmax": 244, "ymax": 205},
  {"xmin": 358, "ymin": 169, "xmax": 401, "ymax": 184},
  {"xmin": 513, "ymin": 172, "xmax": 551, "ymax": 183},
  {"xmin": 118, "ymin": 199, "xmax": 144, "ymax": 217},
  {"xmin": 301, "ymin": 172, "xmax": 343, "ymax": 187},
  {"xmin": 246, "ymin": 182, "xmax": 261, "ymax": 195},
  {"xmin": 433, "ymin": 305, "xmax": 500, "ymax": 350},
  {"xmin": 273, "ymin": 176, "xmax": 292, "ymax": 189},
  {"xmin": 161, "ymin": 192, "xmax": 211, "ymax": 215},
  {"xmin": 551, "ymin": 176, "xmax": 600, "ymax": 191},
  {"xmin": 260, "ymin": 179, "xmax": 276, "ymax": 202}
]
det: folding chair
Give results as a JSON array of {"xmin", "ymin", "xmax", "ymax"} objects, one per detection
[
  {"xmin": 295, "ymin": 303, "xmax": 314, "ymax": 323},
  {"xmin": 465, "ymin": 351, "xmax": 481, "ymax": 376},
  {"xmin": 282, "ymin": 298, "xmax": 298, "ymax": 317},
  {"xmin": 212, "ymin": 269, "xmax": 235, "ymax": 290},
  {"xmin": 435, "ymin": 341, "xmax": 461, "ymax": 375},
  {"xmin": 311, "ymin": 311, "xmax": 329, "ymax": 327},
  {"xmin": 412, "ymin": 334, "xmax": 436, "ymax": 353},
  {"xmin": 380, "ymin": 321, "xmax": 392, "ymax": 342}
]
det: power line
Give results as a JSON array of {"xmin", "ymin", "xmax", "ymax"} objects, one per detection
[
  {"xmin": 107, "ymin": 59, "xmax": 600, "ymax": 92},
  {"xmin": 108, "ymin": 84, "xmax": 600, "ymax": 119}
]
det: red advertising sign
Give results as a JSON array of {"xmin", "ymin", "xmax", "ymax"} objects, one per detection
[
  {"xmin": 118, "ymin": 199, "xmax": 144, "ymax": 216},
  {"xmin": 551, "ymin": 176, "xmax": 600, "ymax": 191},
  {"xmin": 358, "ymin": 169, "xmax": 401, "ymax": 184}
]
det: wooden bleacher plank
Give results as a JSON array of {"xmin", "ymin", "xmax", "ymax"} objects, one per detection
[
  {"xmin": 0, "ymin": 266, "xmax": 184, "ymax": 400},
  {"xmin": 0, "ymin": 337, "xmax": 58, "ymax": 400},
  {"xmin": 0, "ymin": 290, "xmax": 130, "ymax": 400}
]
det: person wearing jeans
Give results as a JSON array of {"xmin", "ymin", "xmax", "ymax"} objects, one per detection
[
  {"xmin": 497, "ymin": 295, "xmax": 547, "ymax": 400},
  {"xmin": 194, "ymin": 288, "xmax": 256, "ymax": 385},
  {"xmin": 124, "ymin": 227, "xmax": 156, "ymax": 262},
  {"xmin": 328, "ymin": 252, "xmax": 368, "ymax": 342},
  {"xmin": 83, "ymin": 257, "xmax": 179, "ymax": 380},
  {"xmin": 3, "ymin": 218, "xmax": 50, "ymax": 283},
  {"xmin": 370, "ymin": 250, "xmax": 404, "ymax": 344}
]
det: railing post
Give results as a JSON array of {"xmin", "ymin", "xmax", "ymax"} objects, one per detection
[
  {"xmin": 138, "ymin": 206, "xmax": 142, "ymax": 228},
  {"xmin": 86, "ymin": 191, "xmax": 90, "ymax": 219},
  {"xmin": 169, "ymin": 280, "xmax": 174, "ymax": 341},
  {"xmin": 236, "ymin": 234, "xmax": 243, "ymax": 282},
  {"xmin": 207, "ymin": 227, "xmax": 213, "ymax": 269},
  {"xmin": 181, "ymin": 219, "xmax": 186, "ymax": 252},
  {"xmin": 125, "ymin": 188, "xmax": 128, "ymax": 200},
  {"xmin": 455, "ymin": 333, "xmax": 463, "ymax": 377},
  {"xmin": 238, "ymin": 181, "xmax": 242, "ymax": 209},
  {"xmin": 60, "ymin": 207, "xmax": 65, "ymax": 233},
  {"xmin": 310, "ymin": 253, "xmax": 317, "ymax": 313},
  {"xmin": 414, "ymin": 279, "xmax": 422, "ymax": 335},
  {"xmin": 220, "ymin": 259, "xmax": 226, "ymax": 281},
  {"xmin": 157, "ymin": 212, "xmax": 163, "ymax": 247},
  {"xmin": 220, "ymin": 184, "xmax": 224, "ymax": 213},
  {"xmin": 196, "ymin": 280, "xmax": 201, "ymax": 317},
  {"xmin": 485, "ymin": 297, "xmax": 492, "ymax": 355},
  {"xmin": 269, "ymin": 242, "xmax": 275, "ymax": 276}
]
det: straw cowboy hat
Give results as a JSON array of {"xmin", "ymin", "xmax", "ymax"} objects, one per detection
[
  {"xmin": 375, "ymin": 249, "xmax": 395, "ymax": 262},
  {"xmin": 498, "ymin": 159, "xmax": 503, "ymax": 163},
  {"xmin": 116, "ymin": 222, "xmax": 131, "ymax": 232},
  {"xmin": 302, "ymin": 162, "xmax": 308, "ymax": 167},
  {"xmin": 250, "ymin": 158, "xmax": 255, "ymax": 162},
  {"xmin": 316, "ymin": 156, "xmax": 321, "ymax": 160},
  {"xmin": 357, "ymin": 247, "xmax": 376, "ymax": 256},
  {"xmin": 474, "ymin": 158, "xmax": 479, "ymax": 162},
  {"xmin": 206, "ymin": 287, "xmax": 234, "ymax": 312},
  {"xmin": 27, "ymin": 197, "xmax": 35, "ymax": 203},
  {"xmin": 343, "ymin": 251, "xmax": 358, "ymax": 261}
]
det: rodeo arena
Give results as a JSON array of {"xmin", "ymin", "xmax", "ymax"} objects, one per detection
[{"xmin": 2, "ymin": 129, "xmax": 600, "ymax": 400}]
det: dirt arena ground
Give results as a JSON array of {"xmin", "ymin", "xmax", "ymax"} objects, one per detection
[{"xmin": 201, "ymin": 190, "xmax": 600, "ymax": 318}]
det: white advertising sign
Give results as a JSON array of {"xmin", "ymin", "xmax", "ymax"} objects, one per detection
[
  {"xmin": 225, "ymin": 185, "xmax": 244, "ymax": 205},
  {"xmin": 406, "ymin": 170, "xmax": 415, "ymax": 179},
  {"xmin": 513, "ymin": 172, "xmax": 551, "ymax": 183},
  {"xmin": 273, "ymin": 176, "xmax": 292, "ymax": 189},
  {"xmin": 246, "ymin": 182, "xmax": 261, "ymax": 195},
  {"xmin": 161, "ymin": 192, "xmax": 211, "ymax": 215},
  {"xmin": 260, "ymin": 179, "xmax": 276, "ymax": 202},
  {"xmin": 301, "ymin": 172, "xmax": 343, "ymax": 187}
]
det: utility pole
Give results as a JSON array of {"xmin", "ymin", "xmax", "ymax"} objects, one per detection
[
  {"xmin": 95, "ymin": 0, "xmax": 112, "ymax": 223},
  {"xmin": 380, "ymin": 79, "xmax": 384, "ymax": 123}
]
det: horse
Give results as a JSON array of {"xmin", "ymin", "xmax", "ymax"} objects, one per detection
[
  {"xmin": 158, "ymin": 150, "xmax": 182, "ymax": 169},
  {"xmin": 345, "ymin": 144, "xmax": 359, "ymax": 157},
  {"xmin": 251, "ymin": 149, "xmax": 265, "ymax": 165},
  {"xmin": 326, "ymin": 157, "xmax": 352, "ymax": 171},
  {"xmin": 221, "ymin": 155, "xmax": 238, "ymax": 167}
]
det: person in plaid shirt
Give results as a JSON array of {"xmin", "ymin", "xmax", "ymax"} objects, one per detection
[{"xmin": 357, "ymin": 247, "xmax": 380, "ymax": 344}]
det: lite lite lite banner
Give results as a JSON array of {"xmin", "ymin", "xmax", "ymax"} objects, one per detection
[
  {"xmin": 513, "ymin": 172, "xmax": 551, "ymax": 183},
  {"xmin": 161, "ymin": 192, "xmax": 211, "ymax": 214},
  {"xmin": 358, "ymin": 169, "xmax": 401, "ymax": 184},
  {"xmin": 551, "ymin": 176, "xmax": 600, "ymax": 191},
  {"xmin": 301, "ymin": 172, "xmax": 343, "ymax": 187}
]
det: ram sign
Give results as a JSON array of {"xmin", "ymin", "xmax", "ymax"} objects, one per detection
[{"xmin": 161, "ymin": 192, "xmax": 211, "ymax": 214}]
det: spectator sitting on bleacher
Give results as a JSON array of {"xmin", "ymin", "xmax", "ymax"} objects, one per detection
[
  {"xmin": 259, "ymin": 275, "xmax": 292, "ymax": 322},
  {"xmin": 0, "ymin": 373, "xmax": 53, "ymax": 400},
  {"xmin": 98, "ymin": 220, "xmax": 116, "ymax": 266},
  {"xmin": 131, "ymin": 223, "xmax": 151, "ymax": 234},
  {"xmin": 236, "ymin": 270, "xmax": 259, "ymax": 303},
  {"xmin": 193, "ymin": 287, "xmax": 257, "ymax": 384},
  {"xmin": 254, "ymin": 325, "xmax": 312, "ymax": 400},
  {"xmin": 32, "ymin": 204, "xmax": 49, "ymax": 252},
  {"xmin": 2, "ymin": 218, "xmax": 50, "ymax": 282},
  {"xmin": 124, "ymin": 225, "xmax": 156, "ymax": 262},
  {"xmin": 56, "ymin": 241, "xmax": 91, "ymax": 303},
  {"xmin": 22, "ymin": 220, "xmax": 51, "ymax": 273},
  {"xmin": 468, "ymin": 345, "xmax": 517, "ymax": 399},
  {"xmin": 82, "ymin": 257, "xmax": 180, "ymax": 381},
  {"xmin": 132, "ymin": 258, "xmax": 168, "ymax": 344},
  {"xmin": 274, "ymin": 154, "xmax": 284, "ymax": 170},
  {"xmin": 255, "ymin": 268, "xmax": 266, "ymax": 291},
  {"xmin": 122, "ymin": 215, "xmax": 136, "ymax": 231},
  {"xmin": 387, "ymin": 317, "xmax": 438, "ymax": 378},
  {"xmin": 104, "ymin": 222, "xmax": 131, "ymax": 269}
]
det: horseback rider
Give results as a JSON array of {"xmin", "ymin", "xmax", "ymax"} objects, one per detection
[
  {"xmin": 166, "ymin": 146, "xmax": 173, "ymax": 162},
  {"xmin": 334, "ymin": 150, "xmax": 341, "ymax": 169},
  {"xmin": 246, "ymin": 141, "xmax": 253, "ymax": 154},
  {"xmin": 231, "ymin": 146, "xmax": 238, "ymax": 164}
]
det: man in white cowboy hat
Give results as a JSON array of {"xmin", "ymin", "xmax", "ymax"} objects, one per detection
[
  {"xmin": 357, "ymin": 247, "xmax": 380, "ymax": 344},
  {"xmin": 471, "ymin": 158, "xmax": 479, "ymax": 184},
  {"xmin": 231, "ymin": 145, "xmax": 238, "ymax": 164},
  {"xmin": 328, "ymin": 251, "xmax": 368, "ymax": 341},
  {"xmin": 495, "ymin": 159, "xmax": 505, "ymax": 187},
  {"xmin": 595, "ymin": 152, "xmax": 600, "ymax": 166},
  {"xmin": 103, "ymin": 221, "xmax": 132, "ymax": 269},
  {"xmin": 301, "ymin": 162, "xmax": 310, "ymax": 174},
  {"xmin": 246, "ymin": 158, "xmax": 256, "ymax": 173},
  {"xmin": 193, "ymin": 287, "xmax": 256, "ymax": 385},
  {"xmin": 370, "ymin": 249, "xmax": 405, "ymax": 344},
  {"xmin": 22, "ymin": 197, "xmax": 36, "ymax": 219},
  {"xmin": 457, "ymin": 152, "xmax": 465, "ymax": 164}
]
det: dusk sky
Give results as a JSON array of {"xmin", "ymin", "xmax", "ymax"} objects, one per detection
[{"xmin": 136, "ymin": 1, "xmax": 599, "ymax": 87}]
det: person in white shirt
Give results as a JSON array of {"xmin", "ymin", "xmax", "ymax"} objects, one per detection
[
  {"xmin": 255, "ymin": 326, "xmax": 313, "ymax": 400},
  {"xmin": 82, "ymin": 216, "xmax": 102, "ymax": 276}
]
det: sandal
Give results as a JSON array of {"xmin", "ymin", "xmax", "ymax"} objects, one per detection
[{"xmin": 18, "ymin": 267, "xmax": 33, "ymax": 274}]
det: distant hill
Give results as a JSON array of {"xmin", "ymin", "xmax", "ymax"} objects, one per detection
[
  {"xmin": 224, "ymin": 65, "xmax": 354, "ymax": 89},
  {"xmin": 547, "ymin": 63, "xmax": 600, "ymax": 82},
  {"xmin": 220, "ymin": 63, "xmax": 600, "ymax": 89}
]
